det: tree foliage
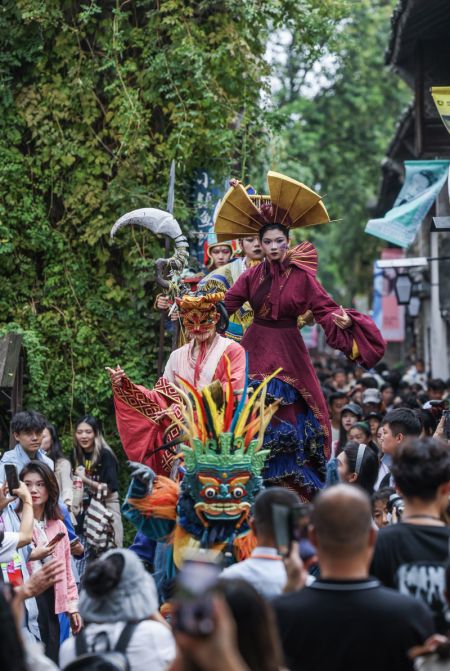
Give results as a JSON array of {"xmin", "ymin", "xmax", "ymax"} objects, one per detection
[
  {"xmin": 0, "ymin": 0, "xmax": 344, "ymax": 442},
  {"xmin": 273, "ymin": 0, "xmax": 410, "ymax": 302}
]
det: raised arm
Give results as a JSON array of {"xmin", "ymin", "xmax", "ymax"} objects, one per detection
[
  {"xmin": 107, "ymin": 366, "xmax": 168, "ymax": 465},
  {"xmin": 122, "ymin": 463, "xmax": 177, "ymax": 542},
  {"xmin": 305, "ymin": 273, "xmax": 385, "ymax": 369}
]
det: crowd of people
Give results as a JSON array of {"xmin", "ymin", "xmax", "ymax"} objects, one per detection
[
  {"xmin": 1, "ymin": 171, "xmax": 450, "ymax": 671},
  {"xmin": 0, "ymin": 358, "xmax": 449, "ymax": 671}
]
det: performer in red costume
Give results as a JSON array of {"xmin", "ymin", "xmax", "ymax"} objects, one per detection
[
  {"xmin": 215, "ymin": 172, "xmax": 385, "ymax": 500},
  {"xmin": 107, "ymin": 291, "xmax": 246, "ymax": 477}
]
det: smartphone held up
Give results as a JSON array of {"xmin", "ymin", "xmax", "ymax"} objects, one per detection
[
  {"xmin": 4, "ymin": 464, "xmax": 20, "ymax": 495},
  {"xmin": 174, "ymin": 552, "xmax": 221, "ymax": 637},
  {"xmin": 271, "ymin": 503, "xmax": 311, "ymax": 557}
]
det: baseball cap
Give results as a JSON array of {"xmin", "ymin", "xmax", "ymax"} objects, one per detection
[
  {"xmin": 341, "ymin": 402, "xmax": 363, "ymax": 417},
  {"xmin": 362, "ymin": 389, "xmax": 381, "ymax": 405}
]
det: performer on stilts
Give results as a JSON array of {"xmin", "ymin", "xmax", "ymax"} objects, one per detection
[
  {"xmin": 122, "ymin": 370, "xmax": 280, "ymax": 589},
  {"xmin": 107, "ymin": 291, "xmax": 246, "ymax": 476},
  {"xmin": 199, "ymin": 226, "xmax": 263, "ymax": 342},
  {"xmin": 215, "ymin": 171, "xmax": 386, "ymax": 500},
  {"xmin": 199, "ymin": 185, "xmax": 314, "ymax": 342}
]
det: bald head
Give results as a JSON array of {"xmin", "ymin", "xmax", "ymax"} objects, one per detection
[{"xmin": 311, "ymin": 485, "xmax": 373, "ymax": 558}]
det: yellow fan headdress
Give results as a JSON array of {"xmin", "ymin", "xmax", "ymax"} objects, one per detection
[{"xmin": 214, "ymin": 171, "xmax": 330, "ymax": 243}]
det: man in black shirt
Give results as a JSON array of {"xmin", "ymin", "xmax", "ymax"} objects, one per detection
[
  {"xmin": 273, "ymin": 485, "xmax": 434, "ymax": 671},
  {"xmin": 371, "ymin": 437, "xmax": 450, "ymax": 633}
]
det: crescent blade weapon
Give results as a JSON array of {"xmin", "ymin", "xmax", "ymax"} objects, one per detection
[{"xmin": 110, "ymin": 162, "xmax": 189, "ymax": 375}]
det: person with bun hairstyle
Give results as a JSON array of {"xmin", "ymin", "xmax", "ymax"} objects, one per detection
[
  {"xmin": 19, "ymin": 462, "xmax": 81, "ymax": 662},
  {"xmin": 59, "ymin": 549, "xmax": 176, "ymax": 671}
]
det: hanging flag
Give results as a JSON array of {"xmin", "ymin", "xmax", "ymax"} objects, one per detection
[
  {"xmin": 372, "ymin": 249, "xmax": 405, "ymax": 342},
  {"xmin": 431, "ymin": 86, "xmax": 450, "ymax": 135},
  {"xmin": 365, "ymin": 160, "xmax": 450, "ymax": 248},
  {"xmin": 191, "ymin": 171, "xmax": 227, "ymax": 264}
]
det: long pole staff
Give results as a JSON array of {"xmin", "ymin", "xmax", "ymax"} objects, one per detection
[{"xmin": 156, "ymin": 161, "xmax": 176, "ymax": 377}]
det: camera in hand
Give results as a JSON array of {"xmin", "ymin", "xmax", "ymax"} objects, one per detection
[
  {"xmin": 272, "ymin": 503, "xmax": 311, "ymax": 556},
  {"xmin": 386, "ymin": 493, "xmax": 404, "ymax": 521},
  {"xmin": 174, "ymin": 554, "xmax": 221, "ymax": 637},
  {"xmin": 429, "ymin": 399, "xmax": 450, "ymax": 439}
]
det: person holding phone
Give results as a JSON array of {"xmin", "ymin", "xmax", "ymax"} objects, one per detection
[
  {"xmin": 18, "ymin": 461, "xmax": 81, "ymax": 662},
  {"xmin": 221, "ymin": 487, "xmax": 301, "ymax": 598},
  {"xmin": 0, "ymin": 475, "xmax": 34, "ymax": 563},
  {"xmin": 0, "ymin": 410, "xmax": 85, "ymax": 562}
]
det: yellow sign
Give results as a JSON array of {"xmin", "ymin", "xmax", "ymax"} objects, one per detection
[{"xmin": 431, "ymin": 86, "xmax": 450, "ymax": 135}]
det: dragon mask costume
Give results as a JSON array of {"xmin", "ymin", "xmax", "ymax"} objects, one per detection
[{"xmin": 122, "ymin": 364, "xmax": 280, "ymax": 574}]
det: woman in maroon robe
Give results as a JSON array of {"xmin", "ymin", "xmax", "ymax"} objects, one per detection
[{"xmin": 224, "ymin": 222, "xmax": 385, "ymax": 500}]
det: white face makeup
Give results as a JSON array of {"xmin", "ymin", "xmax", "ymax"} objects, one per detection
[
  {"xmin": 240, "ymin": 236, "xmax": 263, "ymax": 261},
  {"xmin": 260, "ymin": 228, "xmax": 289, "ymax": 261}
]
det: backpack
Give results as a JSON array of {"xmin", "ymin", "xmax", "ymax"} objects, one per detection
[{"xmin": 62, "ymin": 623, "xmax": 138, "ymax": 671}]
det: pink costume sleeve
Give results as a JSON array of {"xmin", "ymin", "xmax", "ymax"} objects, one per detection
[
  {"xmin": 224, "ymin": 270, "xmax": 251, "ymax": 316},
  {"xmin": 61, "ymin": 523, "xmax": 78, "ymax": 613},
  {"xmin": 214, "ymin": 342, "xmax": 247, "ymax": 390},
  {"xmin": 305, "ymin": 274, "xmax": 385, "ymax": 369},
  {"xmin": 112, "ymin": 376, "xmax": 169, "ymax": 467}
]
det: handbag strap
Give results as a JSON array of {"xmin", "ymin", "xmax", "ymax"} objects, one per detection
[
  {"xmin": 114, "ymin": 623, "xmax": 138, "ymax": 654},
  {"xmin": 74, "ymin": 625, "xmax": 135, "ymax": 657}
]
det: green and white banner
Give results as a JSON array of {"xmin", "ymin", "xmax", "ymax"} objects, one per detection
[{"xmin": 365, "ymin": 160, "xmax": 450, "ymax": 248}]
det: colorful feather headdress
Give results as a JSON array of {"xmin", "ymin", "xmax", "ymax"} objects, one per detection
[
  {"xmin": 214, "ymin": 171, "xmax": 330, "ymax": 243},
  {"xmin": 169, "ymin": 359, "xmax": 281, "ymax": 475}
]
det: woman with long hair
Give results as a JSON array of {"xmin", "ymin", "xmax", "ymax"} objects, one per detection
[
  {"xmin": 40, "ymin": 423, "xmax": 73, "ymax": 513},
  {"xmin": 215, "ymin": 579, "xmax": 283, "ymax": 671},
  {"xmin": 19, "ymin": 462, "xmax": 81, "ymax": 662},
  {"xmin": 0, "ymin": 583, "xmax": 29, "ymax": 671},
  {"xmin": 170, "ymin": 578, "xmax": 283, "ymax": 671},
  {"xmin": 336, "ymin": 441, "xmax": 379, "ymax": 495},
  {"xmin": 71, "ymin": 416, "xmax": 123, "ymax": 554}
]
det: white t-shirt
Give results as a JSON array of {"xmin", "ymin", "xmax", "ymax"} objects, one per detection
[
  {"xmin": 0, "ymin": 531, "xmax": 19, "ymax": 563},
  {"xmin": 59, "ymin": 620, "xmax": 176, "ymax": 671},
  {"xmin": 221, "ymin": 546, "xmax": 287, "ymax": 598}
]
